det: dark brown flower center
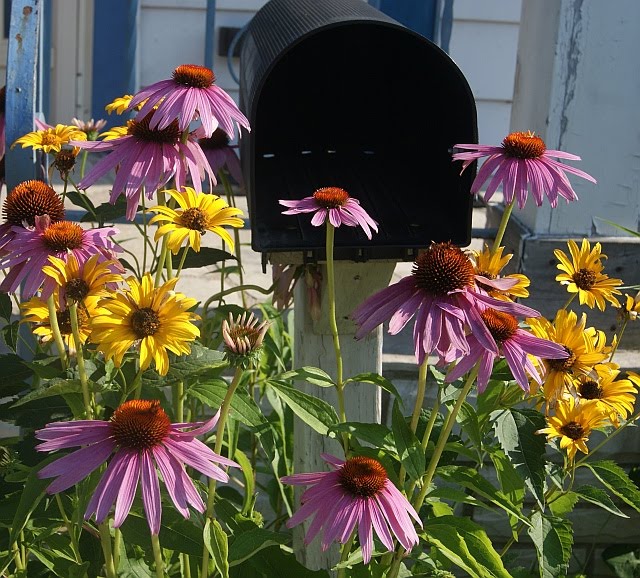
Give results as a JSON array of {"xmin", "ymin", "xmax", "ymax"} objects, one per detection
[
  {"xmin": 42, "ymin": 222, "xmax": 84, "ymax": 251},
  {"xmin": 338, "ymin": 456, "xmax": 387, "ymax": 498},
  {"xmin": 172, "ymin": 64, "xmax": 215, "ymax": 88},
  {"xmin": 572, "ymin": 268, "xmax": 597, "ymax": 291},
  {"xmin": 502, "ymin": 131, "xmax": 546, "ymax": 159},
  {"xmin": 312, "ymin": 187, "xmax": 350, "ymax": 209},
  {"xmin": 578, "ymin": 379, "xmax": 604, "ymax": 400},
  {"xmin": 128, "ymin": 113, "xmax": 181, "ymax": 144},
  {"xmin": 4, "ymin": 180, "xmax": 65, "ymax": 227},
  {"xmin": 559, "ymin": 421, "xmax": 584, "ymax": 440},
  {"xmin": 53, "ymin": 149, "xmax": 77, "ymax": 174},
  {"xmin": 481, "ymin": 309, "xmax": 518, "ymax": 343},
  {"xmin": 412, "ymin": 243, "xmax": 475, "ymax": 296},
  {"xmin": 109, "ymin": 399, "xmax": 171, "ymax": 450},
  {"xmin": 66, "ymin": 278, "xmax": 90, "ymax": 302},
  {"xmin": 547, "ymin": 346, "xmax": 575, "ymax": 372},
  {"xmin": 199, "ymin": 128, "xmax": 230, "ymax": 150},
  {"xmin": 131, "ymin": 307, "xmax": 161, "ymax": 338},
  {"xmin": 56, "ymin": 306, "xmax": 89, "ymax": 335},
  {"xmin": 476, "ymin": 270, "xmax": 496, "ymax": 280},
  {"xmin": 179, "ymin": 207, "xmax": 208, "ymax": 232}
]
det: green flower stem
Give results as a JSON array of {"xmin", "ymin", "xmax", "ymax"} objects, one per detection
[
  {"xmin": 200, "ymin": 367, "xmax": 243, "ymax": 578},
  {"xmin": 55, "ymin": 494, "xmax": 82, "ymax": 564},
  {"xmin": 141, "ymin": 191, "xmax": 149, "ymax": 273},
  {"xmin": 201, "ymin": 284, "xmax": 273, "ymax": 317},
  {"xmin": 336, "ymin": 529, "xmax": 357, "ymax": 578},
  {"xmin": 176, "ymin": 245, "xmax": 190, "ymax": 278},
  {"xmin": 326, "ymin": 224, "xmax": 349, "ymax": 453},
  {"xmin": 151, "ymin": 533, "xmax": 165, "ymax": 578},
  {"xmin": 174, "ymin": 380, "xmax": 184, "ymax": 423},
  {"xmin": 80, "ymin": 150, "xmax": 88, "ymax": 179},
  {"xmin": 155, "ymin": 190, "xmax": 169, "ymax": 285},
  {"xmin": 69, "ymin": 303, "xmax": 93, "ymax": 419},
  {"xmin": 46, "ymin": 295, "xmax": 68, "ymax": 370},
  {"xmin": 181, "ymin": 553, "xmax": 192, "ymax": 578},
  {"xmin": 491, "ymin": 199, "xmax": 515, "ymax": 255},
  {"xmin": 561, "ymin": 293, "xmax": 577, "ymax": 311},
  {"xmin": 11, "ymin": 541, "xmax": 25, "ymax": 572},
  {"xmin": 113, "ymin": 528, "xmax": 121, "ymax": 570},
  {"xmin": 219, "ymin": 238, "xmax": 226, "ymax": 308},
  {"xmin": 609, "ymin": 318, "xmax": 628, "ymax": 362},
  {"xmin": 219, "ymin": 169, "xmax": 247, "ymax": 309},
  {"xmin": 98, "ymin": 522, "xmax": 117, "ymax": 578}
]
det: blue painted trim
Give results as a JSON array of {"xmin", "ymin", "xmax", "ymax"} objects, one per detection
[
  {"xmin": 439, "ymin": 0, "xmax": 454, "ymax": 53},
  {"xmin": 5, "ymin": 0, "xmax": 41, "ymax": 191},
  {"xmin": 373, "ymin": 0, "xmax": 437, "ymax": 40},
  {"xmin": 205, "ymin": 0, "xmax": 216, "ymax": 69},
  {"xmin": 92, "ymin": 0, "xmax": 138, "ymax": 126}
]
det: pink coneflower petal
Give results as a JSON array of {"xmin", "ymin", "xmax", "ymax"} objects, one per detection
[
  {"xmin": 141, "ymin": 451, "xmax": 162, "ymax": 535},
  {"xmin": 85, "ymin": 449, "xmax": 130, "ymax": 524},
  {"xmin": 114, "ymin": 450, "xmax": 140, "ymax": 527},
  {"xmin": 152, "ymin": 445, "xmax": 190, "ymax": 516}
]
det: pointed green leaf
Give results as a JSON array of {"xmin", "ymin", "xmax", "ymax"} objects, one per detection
[
  {"xmin": 1, "ymin": 320, "xmax": 19, "ymax": 352},
  {"xmin": 188, "ymin": 379, "xmax": 265, "ymax": 428},
  {"xmin": 528, "ymin": 512, "xmax": 573, "ymax": 578},
  {"xmin": 171, "ymin": 246, "xmax": 235, "ymax": 269},
  {"xmin": 574, "ymin": 484, "xmax": 629, "ymax": 517},
  {"xmin": 585, "ymin": 460, "xmax": 640, "ymax": 513},
  {"xmin": 344, "ymin": 372, "xmax": 403, "ymax": 402},
  {"xmin": 12, "ymin": 378, "xmax": 84, "ymax": 407},
  {"xmin": 0, "ymin": 292, "xmax": 12, "ymax": 321},
  {"xmin": 204, "ymin": 518, "xmax": 229, "ymax": 578},
  {"xmin": 391, "ymin": 400, "xmax": 425, "ymax": 482},
  {"xmin": 548, "ymin": 491, "xmax": 579, "ymax": 517},
  {"xmin": 228, "ymin": 528, "xmax": 289, "ymax": 566},
  {"xmin": 457, "ymin": 402, "xmax": 483, "ymax": 448},
  {"xmin": 276, "ymin": 366, "xmax": 335, "ymax": 387},
  {"xmin": 423, "ymin": 516, "xmax": 512, "ymax": 578},
  {"xmin": 329, "ymin": 422, "xmax": 396, "ymax": 454},
  {"xmin": 268, "ymin": 380, "xmax": 338, "ymax": 436},
  {"xmin": 493, "ymin": 408, "xmax": 546, "ymax": 507},
  {"xmin": 0, "ymin": 353, "xmax": 32, "ymax": 388},
  {"xmin": 602, "ymin": 544, "xmax": 640, "ymax": 578}
]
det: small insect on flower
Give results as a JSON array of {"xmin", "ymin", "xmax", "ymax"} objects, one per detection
[
  {"xmin": 222, "ymin": 311, "xmax": 270, "ymax": 369},
  {"xmin": 452, "ymin": 131, "xmax": 596, "ymax": 209},
  {"xmin": 282, "ymin": 454, "xmax": 421, "ymax": 563},
  {"xmin": 36, "ymin": 401, "xmax": 239, "ymax": 534}
]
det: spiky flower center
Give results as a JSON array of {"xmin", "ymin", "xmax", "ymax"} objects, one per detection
[
  {"xmin": 225, "ymin": 326, "xmax": 262, "ymax": 353},
  {"xmin": 66, "ymin": 278, "xmax": 90, "ymax": 302},
  {"xmin": 313, "ymin": 187, "xmax": 350, "ymax": 209},
  {"xmin": 56, "ymin": 306, "xmax": 89, "ymax": 335},
  {"xmin": 559, "ymin": 421, "xmax": 584, "ymax": 440},
  {"xmin": 412, "ymin": 243, "xmax": 475, "ymax": 296},
  {"xmin": 3, "ymin": 180, "xmax": 65, "ymax": 226},
  {"xmin": 53, "ymin": 149, "xmax": 77, "ymax": 174},
  {"xmin": 199, "ymin": 128, "xmax": 230, "ymax": 150},
  {"xmin": 481, "ymin": 309, "xmax": 518, "ymax": 343},
  {"xmin": 179, "ymin": 207, "xmax": 207, "ymax": 232},
  {"xmin": 572, "ymin": 268, "xmax": 597, "ymax": 291},
  {"xmin": 42, "ymin": 222, "xmax": 84, "ymax": 251},
  {"xmin": 128, "ymin": 113, "xmax": 181, "ymax": 144},
  {"xmin": 131, "ymin": 307, "xmax": 161, "ymax": 338},
  {"xmin": 578, "ymin": 380, "xmax": 604, "ymax": 400},
  {"xmin": 173, "ymin": 64, "xmax": 215, "ymax": 88},
  {"xmin": 338, "ymin": 456, "xmax": 387, "ymax": 498},
  {"xmin": 502, "ymin": 131, "xmax": 546, "ymax": 159},
  {"xmin": 109, "ymin": 400, "xmax": 171, "ymax": 450},
  {"xmin": 547, "ymin": 346, "xmax": 576, "ymax": 372},
  {"xmin": 41, "ymin": 133, "xmax": 62, "ymax": 146}
]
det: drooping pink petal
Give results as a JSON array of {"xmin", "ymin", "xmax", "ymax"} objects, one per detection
[{"xmin": 141, "ymin": 450, "xmax": 162, "ymax": 535}]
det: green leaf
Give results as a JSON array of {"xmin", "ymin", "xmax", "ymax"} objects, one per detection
[
  {"xmin": 243, "ymin": 545, "xmax": 329, "ymax": 577},
  {"xmin": 228, "ymin": 528, "xmax": 289, "ymax": 566},
  {"xmin": 276, "ymin": 366, "xmax": 335, "ymax": 387},
  {"xmin": 188, "ymin": 379, "xmax": 265, "ymax": 428},
  {"xmin": 66, "ymin": 190, "xmax": 97, "ymax": 217},
  {"xmin": 234, "ymin": 449, "xmax": 256, "ymax": 516},
  {"xmin": 0, "ymin": 293, "xmax": 12, "ymax": 321},
  {"xmin": 328, "ymin": 422, "xmax": 396, "ymax": 454},
  {"xmin": 548, "ymin": 491, "xmax": 579, "ymax": 517},
  {"xmin": 162, "ymin": 342, "xmax": 227, "ymax": 383},
  {"xmin": 1, "ymin": 320, "xmax": 19, "ymax": 352},
  {"xmin": 391, "ymin": 400, "xmax": 425, "ymax": 482},
  {"xmin": 120, "ymin": 511, "xmax": 203, "ymax": 555},
  {"xmin": 528, "ymin": 512, "xmax": 573, "ymax": 578},
  {"xmin": 12, "ymin": 378, "xmax": 83, "ymax": 407},
  {"xmin": 574, "ymin": 484, "xmax": 629, "ymax": 517},
  {"xmin": 344, "ymin": 372, "xmax": 403, "ymax": 402},
  {"xmin": 493, "ymin": 408, "xmax": 547, "ymax": 507},
  {"xmin": 0, "ymin": 354, "xmax": 32, "ymax": 388},
  {"xmin": 171, "ymin": 247, "xmax": 236, "ymax": 269},
  {"xmin": 602, "ymin": 544, "xmax": 640, "ymax": 578},
  {"xmin": 488, "ymin": 447, "xmax": 525, "ymax": 538},
  {"xmin": 585, "ymin": 460, "xmax": 640, "ymax": 513},
  {"xmin": 268, "ymin": 380, "xmax": 338, "ymax": 436},
  {"xmin": 437, "ymin": 465, "xmax": 530, "ymax": 525},
  {"xmin": 423, "ymin": 516, "xmax": 512, "ymax": 578},
  {"xmin": 79, "ymin": 196, "xmax": 135, "ymax": 223},
  {"xmin": 457, "ymin": 402, "xmax": 483, "ymax": 448},
  {"xmin": 205, "ymin": 518, "xmax": 229, "ymax": 578}
]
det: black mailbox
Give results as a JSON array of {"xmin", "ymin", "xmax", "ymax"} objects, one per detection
[{"xmin": 239, "ymin": 0, "xmax": 477, "ymax": 263}]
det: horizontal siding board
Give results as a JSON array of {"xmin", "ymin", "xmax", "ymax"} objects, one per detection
[{"xmin": 454, "ymin": 0, "xmax": 522, "ymax": 23}]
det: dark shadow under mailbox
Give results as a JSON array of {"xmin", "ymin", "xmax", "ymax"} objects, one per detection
[{"xmin": 239, "ymin": 0, "xmax": 477, "ymax": 263}]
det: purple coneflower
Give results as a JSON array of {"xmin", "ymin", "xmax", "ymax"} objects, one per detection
[
  {"xmin": 198, "ymin": 127, "xmax": 244, "ymax": 187},
  {"xmin": 453, "ymin": 131, "xmax": 596, "ymax": 209},
  {"xmin": 280, "ymin": 187, "xmax": 378, "ymax": 240},
  {"xmin": 128, "ymin": 64, "xmax": 250, "ymax": 139},
  {"xmin": 72, "ymin": 113, "xmax": 215, "ymax": 220},
  {"xmin": 282, "ymin": 454, "xmax": 421, "ymax": 563},
  {"xmin": 445, "ymin": 308, "xmax": 568, "ymax": 392},
  {"xmin": 351, "ymin": 242, "xmax": 539, "ymax": 365},
  {"xmin": 0, "ymin": 215, "xmax": 119, "ymax": 298},
  {"xmin": 222, "ymin": 310, "xmax": 270, "ymax": 369},
  {"xmin": 36, "ymin": 400, "xmax": 239, "ymax": 534}
]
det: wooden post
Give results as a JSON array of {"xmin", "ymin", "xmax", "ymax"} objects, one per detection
[{"xmin": 292, "ymin": 260, "xmax": 395, "ymax": 570}]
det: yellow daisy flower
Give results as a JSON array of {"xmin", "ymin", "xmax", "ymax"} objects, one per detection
[
  {"xmin": 13, "ymin": 124, "xmax": 87, "ymax": 154},
  {"xmin": 20, "ymin": 297, "xmax": 92, "ymax": 351},
  {"xmin": 555, "ymin": 239, "xmax": 622, "ymax": 310},
  {"xmin": 527, "ymin": 309, "xmax": 610, "ymax": 405},
  {"xmin": 471, "ymin": 244, "xmax": 530, "ymax": 301},
  {"xmin": 42, "ymin": 253, "xmax": 123, "ymax": 311},
  {"xmin": 538, "ymin": 396, "xmax": 609, "ymax": 461},
  {"xmin": 148, "ymin": 187, "xmax": 244, "ymax": 254},
  {"xmin": 99, "ymin": 124, "xmax": 130, "ymax": 141},
  {"xmin": 90, "ymin": 273, "xmax": 200, "ymax": 375},
  {"xmin": 105, "ymin": 94, "xmax": 134, "ymax": 115},
  {"xmin": 573, "ymin": 363, "xmax": 639, "ymax": 426},
  {"xmin": 615, "ymin": 291, "xmax": 640, "ymax": 322}
]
